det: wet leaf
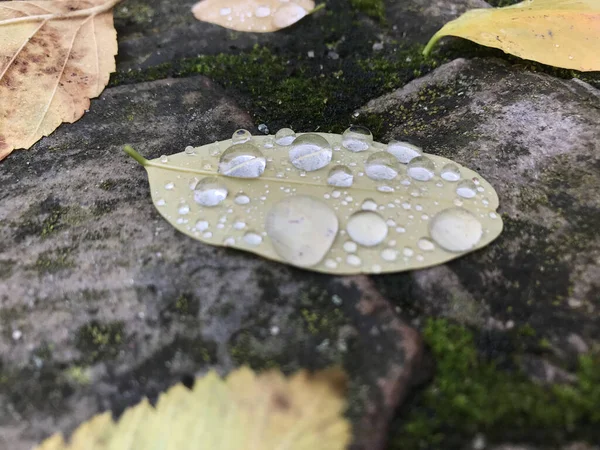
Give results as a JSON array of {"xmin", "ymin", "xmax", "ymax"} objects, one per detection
[
  {"xmin": 424, "ymin": 0, "xmax": 600, "ymax": 71},
  {"xmin": 0, "ymin": 0, "xmax": 120, "ymax": 160},
  {"xmin": 125, "ymin": 127, "xmax": 503, "ymax": 274},
  {"xmin": 35, "ymin": 366, "xmax": 351, "ymax": 449},
  {"xmin": 192, "ymin": 0, "xmax": 318, "ymax": 32}
]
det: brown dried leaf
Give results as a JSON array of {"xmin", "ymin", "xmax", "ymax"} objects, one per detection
[
  {"xmin": 192, "ymin": 0, "xmax": 316, "ymax": 33},
  {"xmin": 0, "ymin": 0, "xmax": 120, "ymax": 160}
]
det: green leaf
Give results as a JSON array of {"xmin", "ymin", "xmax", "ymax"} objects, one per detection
[{"xmin": 125, "ymin": 127, "xmax": 503, "ymax": 274}]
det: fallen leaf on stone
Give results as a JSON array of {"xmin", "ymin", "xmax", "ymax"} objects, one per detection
[
  {"xmin": 423, "ymin": 0, "xmax": 600, "ymax": 71},
  {"xmin": 192, "ymin": 0, "xmax": 318, "ymax": 32},
  {"xmin": 34, "ymin": 366, "xmax": 351, "ymax": 450},
  {"xmin": 125, "ymin": 127, "xmax": 503, "ymax": 274},
  {"xmin": 0, "ymin": 0, "xmax": 120, "ymax": 160}
]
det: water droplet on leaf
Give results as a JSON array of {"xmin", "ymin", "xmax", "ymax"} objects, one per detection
[
  {"xmin": 342, "ymin": 125, "xmax": 373, "ymax": 152},
  {"xmin": 407, "ymin": 156, "xmax": 435, "ymax": 181},
  {"xmin": 218, "ymin": 143, "xmax": 266, "ymax": 178},
  {"xmin": 456, "ymin": 180, "xmax": 477, "ymax": 198},
  {"xmin": 387, "ymin": 141, "xmax": 422, "ymax": 163},
  {"xmin": 194, "ymin": 177, "xmax": 228, "ymax": 207},
  {"xmin": 235, "ymin": 193, "xmax": 250, "ymax": 205},
  {"xmin": 243, "ymin": 231, "xmax": 263, "ymax": 246},
  {"xmin": 289, "ymin": 134, "xmax": 332, "ymax": 171},
  {"xmin": 440, "ymin": 163, "xmax": 460, "ymax": 181},
  {"xmin": 346, "ymin": 210, "xmax": 388, "ymax": 247},
  {"xmin": 232, "ymin": 129, "xmax": 252, "ymax": 144},
  {"xmin": 429, "ymin": 207, "xmax": 483, "ymax": 252},
  {"xmin": 417, "ymin": 237, "xmax": 435, "ymax": 251},
  {"xmin": 275, "ymin": 128, "xmax": 296, "ymax": 146},
  {"xmin": 266, "ymin": 196, "xmax": 338, "ymax": 267},
  {"xmin": 365, "ymin": 152, "xmax": 400, "ymax": 181},
  {"xmin": 272, "ymin": 3, "xmax": 308, "ymax": 28},
  {"xmin": 255, "ymin": 5, "xmax": 271, "ymax": 17},
  {"xmin": 327, "ymin": 165, "xmax": 354, "ymax": 187}
]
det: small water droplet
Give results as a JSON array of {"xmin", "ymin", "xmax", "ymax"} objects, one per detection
[
  {"xmin": 272, "ymin": 3, "xmax": 307, "ymax": 28},
  {"xmin": 184, "ymin": 146, "xmax": 195, "ymax": 155},
  {"xmin": 178, "ymin": 204, "xmax": 190, "ymax": 215},
  {"xmin": 275, "ymin": 128, "xmax": 296, "ymax": 145},
  {"xmin": 417, "ymin": 238, "xmax": 435, "ymax": 251},
  {"xmin": 327, "ymin": 165, "xmax": 354, "ymax": 187},
  {"xmin": 346, "ymin": 210, "xmax": 388, "ymax": 247},
  {"xmin": 377, "ymin": 185, "xmax": 395, "ymax": 193},
  {"xmin": 196, "ymin": 220, "xmax": 209, "ymax": 231},
  {"xmin": 361, "ymin": 199, "xmax": 378, "ymax": 211},
  {"xmin": 403, "ymin": 247, "xmax": 414, "ymax": 257},
  {"xmin": 387, "ymin": 140, "xmax": 422, "ymax": 163},
  {"xmin": 289, "ymin": 134, "xmax": 332, "ymax": 171},
  {"xmin": 203, "ymin": 231, "xmax": 213, "ymax": 239},
  {"xmin": 440, "ymin": 163, "xmax": 461, "ymax": 181},
  {"xmin": 218, "ymin": 143, "xmax": 266, "ymax": 178},
  {"xmin": 381, "ymin": 248, "xmax": 397, "ymax": 261},
  {"xmin": 243, "ymin": 231, "xmax": 263, "ymax": 246},
  {"xmin": 193, "ymin": 177, "xmax": 228, "ymax": 207},
  {"xmin": 160, "ymin": 155, "xmax": 168, "ymax": 163},
  {"xmin": 489, "ymin": 212, "xmax": 498, "ymax": 219},
  {"xmin": 343, "ymin": 241, "xmax": 357, "ymax": 253},
  {"xmin": 164, "ymin": 182, "xmax": 174, "ymax": 190},
  {"xmin": 224, "ymin": 237, "xmax": 236, "ymax": 246},
  {"xmin": 266, "ymin": 196, "xmax": 339, "ymax": 267},
  {"xmin": 346, "ymin": 254, "xmax": 362, "ymax": 266},
  {"xmin": 258, "ymin": 123, "xmax": 269, "ymax": 134},
  {"xmin": 456, "ymin": 180, "xmax": 477, "ymax": 198},
  {"xmin": 255, "ymin": 5, "xmax": 271, "ymax": 17},
  {"xmin": 342, "ymin": 125, "xmax": 373, "ymax": 152},
  {"xmin": 429, "ymin": 207, "xmax": 483, "ymax": 252},
  {"xmin": 219, "ymin": 7, "xmax": 231, "ymax": 15},
  {"xmin": 234, "ymin": 193, "xmax": 250, "ymax": 205},
  {"xmin": 232, "ymin": 129, "xmax": 252, "ymax": 144},
  {"xmin": 155, "ymin": 199, "xmax": 166, "ymax": 206},
  {"xmin": 325, "ymin": 259, "xmax": 338, "ymax": 269},
  {"xmin": 365, "ymin": 152, "xmax": 399, "ymax": 180},
  {"xmin": 407, "ymin": 156, "xmax": 435, "ymax": 181}
]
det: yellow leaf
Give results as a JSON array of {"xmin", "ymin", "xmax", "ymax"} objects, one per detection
[
  {"xmin": 124, "ymin": 128, "xmax": 503, "ymax": 274},
  {"xmin": 34, "ymin": 367, "xmax": 352, "ymax": 450},
  {"xmin": 192, "ymin": 0, "xmax": 317, "ymax": 32},
  {"xmin": 0, "ymin": 0, "xmax": 120, "ymax": 160},
  {"xmin": 423, "ymin": 0, "xmax": 600, "ymax": 71}
]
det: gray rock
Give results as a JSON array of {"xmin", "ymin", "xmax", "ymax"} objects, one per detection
[
  {"xmin": 0, "ymin": 76, "xmax": 422, "ymax": 450},
  {"xmin": 361, "ymin": 57, "xmax": 600, "ymax": 379}
]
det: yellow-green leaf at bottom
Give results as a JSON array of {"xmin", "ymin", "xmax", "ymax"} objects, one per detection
[
  {"xmin": 35, "ymin": 367, "xmax": 351, "ymax": 450},
  {"xmin": 125, "ymin": 130, "xmax": 503, "ymax": 275},
  {"xmin": 424, "ymin": 0, "xmax": 600, "ymax": 72}
]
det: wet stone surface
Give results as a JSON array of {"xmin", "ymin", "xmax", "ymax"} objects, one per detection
[{"xmin": 1, "ymin": 0, "xmax": 600, "ymax": 449}]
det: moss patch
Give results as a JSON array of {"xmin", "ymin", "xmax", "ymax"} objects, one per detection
[
  {"xmin": 389, "ymin": 319, "xmax": 600, "ymax": 449},
  {"xmin": 349, "ymin": 0, "xmax": 385, "ymax": 21},
  {"xmin": 33, "ymin": 247, "xmax": 75, "ymax": 274},
  {"xmin": 75, "ymin": 320, "xmax": 126, "ymax": 365}
]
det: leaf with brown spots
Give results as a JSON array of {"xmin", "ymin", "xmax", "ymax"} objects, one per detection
[
  {"xmin": 34, "ymin": 366, "xmax": 352, "ymax": 450},
  {"xmin": 0, "ymin": 0, "xmax": 120, "ymax": 160}
]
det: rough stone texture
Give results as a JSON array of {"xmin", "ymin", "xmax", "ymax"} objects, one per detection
[
  {"xmin": 1, "ymin": 0, "xmax": 600, "ymax": 448},
  {"xmin": 0, "ymin": 77, "xmax": 422, "ymax": 450}
]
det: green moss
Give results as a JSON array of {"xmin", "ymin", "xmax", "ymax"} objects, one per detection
[
  {"xmin": 389, "ymin": 319, "xmax": 600, "ymax": 449},
  {"xmin": 349, "ymin": 0, "xmax": 385, "ymax": 21},
  {"xmin": 114, "ymin": 1, "xmax": 154, "ymax": 25},
  {"xmin": 33, "ymin": 248, "xmax": 75, "ymax": 274},
  {"xmin": 98, "ymin": 179, "xmax": 117, "ymax": 191},
  {"xmin": 110, "ymin": 44, "xmax": 438, "ymax": 136},
  {"xmin": 75, "ymin": 321, "xmax": 125, "ymax": 365}
]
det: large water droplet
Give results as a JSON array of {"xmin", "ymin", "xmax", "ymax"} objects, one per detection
[
  {"xmin": 232, "ymin": 129, "xmax": 252, "ymax": 144},
  {"xmin": 342, "ymin": 125, "xmax": 372, "ymax": 152},
  {"xmin": 365, "ymin": 152, "xmax": 399, "ymax": 181},
  {"xmin": 407, "ymin": 156, "xmax": 435, "ymax": 181},
  {"xmin": 193, "ymin": 177, "xmax": 228, "ymax": 207},
  {"xmin": 440, "ymin": 163, "xmax": 460, "ymax": 181},
  {"xmin": 243, "ymin": 231, "xmax": 263, "ymax": 246},
  {"xmin": 275, "ymin": 128, "xmax": 296, "ymax": 146},
  {"xmin": 218, "ymin": 143, "xmax": 266, "ymax": 178},
  {"xmin": 289, "ymin": 134, "xmax": 332, "ymax": 171},
  {"xmin": 346, "ymin": 210, "xmax": 388, "ymax": 247},
  {"xmin": 272, "ymin": 3, "xmax": 307, "ymax": 29},
  {"xmin": 456, "ymin": 180, "xmax": 477, "ymax": 198},
  {"xmin": 255, "ymin": 5, "xmax": 271, "ymax": 17},
  {"xmin": 387, "ymin": 141, "xmax": 422, "ymax": 163},
  {"xmin": 327, "ymin": 165, "xmax": 354, "ymax": 187},
  {"xmin": 266, "ymin": 196, "xmax": 338, "ymax": 267},
  {"xmin": 429, "ymin": 207, "xmax": 483, "ymax": 252}
]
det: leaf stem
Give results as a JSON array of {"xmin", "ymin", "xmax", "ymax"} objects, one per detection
[
  {"xmin": 423, "ymin": 33, "xmax": 441, "ymax": 56},
  {"xmin": 123, "ymin": 145, "xmax": 148, "ymax": 167},
  {"xmin": 310, "ymin": 3, "xmax": 326, "ymax": 14},
  {"xmin": 0, "ymin": 0, "xmax": 123, "ymax": 26}
]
